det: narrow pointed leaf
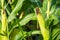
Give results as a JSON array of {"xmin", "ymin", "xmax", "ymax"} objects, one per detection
[{"xmin": 8, "ymin": 0, "xmax": 24, "ymax": 22}]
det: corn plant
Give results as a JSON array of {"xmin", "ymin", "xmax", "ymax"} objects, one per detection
[{"xmin": 0, "ymin": 0, "xmax": 60, "ymax": 40}]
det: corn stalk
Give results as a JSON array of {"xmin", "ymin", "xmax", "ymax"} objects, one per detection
[{"xmin": 46, "ymin": 0, "xmax": 51, "ymax": 18}]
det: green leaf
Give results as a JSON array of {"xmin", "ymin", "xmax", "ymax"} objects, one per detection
[
  {"xmin": 56, "ymin": 8, "xmax": 60, "ymax": 16},
  {"xmin": 50, "ymin": 5, "xmax": 56, "ymax": 14},
  {"xmin": 6, "ymin": 8, "xmax": 10, "ymax": 15},
  {"xmin": 27, "ymin": 30, "xmax": 41, "ymax": 36},
  {"xmin": 50, "ymin": 15, "xmax": 59, "ymax": 25},
  {"xmin": 56, "ymin": 34, "xmax": 60, "ymax": 40},
  {"xmin": 50, "ymin": 0, "xmax": 56, "ymax": 14},
  {"xmin": 14, "ymin": 30, "xmax": 41, "ymax": 40},
  {"xmin": 1, "ymin": 0, "xmax": 4, "ymax": 8},
  {"xmin": 52, "ymin": 28, "xmax": 60, "ymax": 40},
  {"xmin": 31, "ymin": 13, "xmax": 37, "ymax": 20},
  {"xmin": 8, "ymin": 0, "xmax": 24, "ymax": 22},
  {"xmin": 19, "ymin": 13, "xmax": 34, "ymax": 26},
  {"xmin": 56, "ymin": 0, "xmax": 60, "ymax": 4},
  {"xmin": 9, "ymin": 13, "xmax": 36, "ymax": 35},
  {"xmin": 14, "ymin": 31, "xmax": 26, "ymax": 40},
  {"xmin": 42, "ymin": 0, "xmax": 48, "ymax": 12}
]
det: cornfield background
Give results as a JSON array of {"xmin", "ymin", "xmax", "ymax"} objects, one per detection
[{"xmin": 0, "ymin": 0, "xmax": 60, "ymax": 40}]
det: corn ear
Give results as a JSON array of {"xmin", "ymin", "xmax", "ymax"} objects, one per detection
[
  {"xmin": 1, "ymin": 9, "xmax": 8, "ymax": 40},
  {"xmin": 36, "ymin": 7, "xmax": 49, "ymax": 40},
  {"xmin": 1, "ymin": 0, "xmax": 8, "ymax": 40}
]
